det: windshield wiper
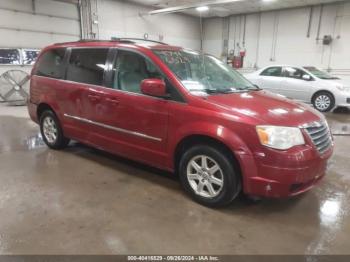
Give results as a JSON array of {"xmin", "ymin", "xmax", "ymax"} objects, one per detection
[
  {"xmin": 189, "ymin": 89, "xmax": 221, "ymax": 94},
  {"xmin": 189, "ymin": 89, "xmax": 240, "ymax": 94},
  {"xmin": 236, "ymin": 86, "xmax": 261, "ymax": 91},
  {"xmin": 216, "ymin": 90, "xmax": 241, "ymax": 94},
  {"xmin": 322, "ymin": 77, "xmax": 340, "ymax": 80}
]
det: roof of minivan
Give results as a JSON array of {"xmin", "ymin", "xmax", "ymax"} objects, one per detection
[{"xmin": 51, "ymin": 39, "xmax": 183, "ymax": 51}]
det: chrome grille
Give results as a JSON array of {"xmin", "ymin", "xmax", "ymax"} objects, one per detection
[{"xmin": 303, "ymin": 121, "xmax": 332, "ymax": 154}]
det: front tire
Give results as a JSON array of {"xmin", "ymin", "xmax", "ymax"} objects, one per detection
[
  {"xmin": 179, "ymin": 144, "xmax": 241, "ymax": 208},
  {"xmin": 40, "ymin": 110, "xmax": 70, "ymax": 150},
  {"xmin": 312, "ymin": 91, "xmax": 335, "ymax": 112}
]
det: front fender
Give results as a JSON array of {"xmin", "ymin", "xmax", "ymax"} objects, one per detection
[
  {"xmin": 176, "ymin": 121, "xmax": 251, "ymax": 154},
  {"xmin": 169, "ymin": 121, "xmax": 256, "ymax": 177}
]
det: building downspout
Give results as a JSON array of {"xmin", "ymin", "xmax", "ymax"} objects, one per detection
[
  {"xmin": 78, "ymin": 0, "xmax": 83, "ymax": 39},
  {"xmin": 307, "ymin": 6, "xmax": 314, "ymax": 38},
  {"xmin": 316, "ymin": 4, "xmax": 324, "ymax": 43}
]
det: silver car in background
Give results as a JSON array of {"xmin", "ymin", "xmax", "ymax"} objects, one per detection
[{"xmin": 245, "ymin": 65, "xmax": 350, "ymax": 112}]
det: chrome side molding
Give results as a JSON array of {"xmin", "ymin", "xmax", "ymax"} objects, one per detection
[{"xmin": 63, "ymin": 114, "xmax": 162, "ymax": 142}]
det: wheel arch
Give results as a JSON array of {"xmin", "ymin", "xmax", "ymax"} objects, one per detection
[
  {"xmin": 311, "ymin": 90, "xmax": 335, "ymax": 103},
  {"xmin": 173, "ymin": 134, "xmax": 243, "ymax": 178},
  {"xmin": 37, "ymin": 103, "xmax": 55, "ymax": 120}
]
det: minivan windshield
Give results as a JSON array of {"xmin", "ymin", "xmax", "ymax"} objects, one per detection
[
  {"xmin": 303, "ymin": 66, "xmax": 339, "ymax": 80},
  {"xmin": 154, "ymin": 49, "xmax": 257, "ymax": 95}
]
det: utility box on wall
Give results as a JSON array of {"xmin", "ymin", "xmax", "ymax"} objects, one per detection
[{"xmin": 323, "ymin": 35, "xmax": 333, "ymax": 45}]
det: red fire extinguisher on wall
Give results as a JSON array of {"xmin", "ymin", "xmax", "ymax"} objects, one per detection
[
  {"xmin": 232, "ymin": 56, "xmax": 241, "ymax": 68},
  {"xmin": 239, "ymin": 47, "xmax": 246, "ymax": 68},
  {"xmin": 232, "ymin": 46, "xmax": 246, "ymax": 69}
]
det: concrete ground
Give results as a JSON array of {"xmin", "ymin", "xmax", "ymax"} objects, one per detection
[{"xmin": 0, "ymin": 103, "xmax": 350, "ymax": 255}]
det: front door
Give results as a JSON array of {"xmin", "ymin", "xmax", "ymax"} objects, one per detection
[{"xmin": 281, "ymin": 67, "xmax": 314, "ymax": 102}]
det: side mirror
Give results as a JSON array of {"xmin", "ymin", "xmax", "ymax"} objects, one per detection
[
  {"xmin": 302, "ymin": 75, "xmax": 312, "ymax": 81},
  {"xmin": 140, "ymin": 78, "xmax": 168, "ymax": 98}
]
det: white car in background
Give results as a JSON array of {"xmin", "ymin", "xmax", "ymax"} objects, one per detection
[{"xmin": 245, "ymin": 65, "xmax": 350, "ymax": 112}]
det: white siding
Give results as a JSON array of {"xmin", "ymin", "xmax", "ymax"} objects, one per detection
[
  {"xmin": 97, "ymin": 0, "xmax": 201, "ymax": 50},
  {"xmin": 0, "ymin": 0, "xmax": 80, "ymax": 101},
  {"xmin": 0, "ymin": 0, "xmax": 80, "ymax": 49},
  {"xmin": 203, "ymin": 2, "xmax": 350, "ymax": 81}
]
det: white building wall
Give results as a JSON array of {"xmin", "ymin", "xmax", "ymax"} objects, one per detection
[
  {"xmin": 203, "ymin": 2, "xmax": 350, "ymax": 81},
  {"xmin": 202, "ymin": 17, "xmax": 223, "ymax": 57},
  {"xmin": 97, "ymin": 0, "xmax": 201, "ymax": 50},
  {"xmin": 0, "ymin": 0, "xmax": 80, "ymax": 102},
  {"xmin": 0, "ymin": 0, "xmax": 80, "ymax": 76},
  {"xmin": 0, "ymin": 0, "xmax": 80, "ymax": 49}
]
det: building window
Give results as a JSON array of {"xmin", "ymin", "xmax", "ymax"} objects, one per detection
[{"xmin": 0, "ymin": 49, "xmax": 21, "ymax": 65}]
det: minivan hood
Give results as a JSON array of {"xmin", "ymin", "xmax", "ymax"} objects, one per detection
[{"xmin": 204, "ymin": 90, "xmax": 323, "ymax": 126}]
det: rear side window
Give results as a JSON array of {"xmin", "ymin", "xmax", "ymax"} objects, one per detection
[
  {"xmin": 260, "ymin": 67, "xmax": 282, "ymax": 77},
  {"xmin": 34, "ymin": 48, "xmax": 66, "ymax": 79},
  {"xmin": 66, "ymin": 48, "xmax": 109, "ymax": 86}
]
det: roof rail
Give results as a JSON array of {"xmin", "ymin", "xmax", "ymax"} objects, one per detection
[
  {"xmin": 111, "ymin": 37, "xmax": 168, "ymax": 45},
  {"xmin": 54, "ymin": 39, "xmax": 134, "ymax": 45},
  {"xmin": 54, "ymin": 38, "xmax": 168, "ymax": 46}
]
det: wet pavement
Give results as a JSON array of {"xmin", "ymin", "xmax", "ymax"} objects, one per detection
[{"xmin": 0, "ymin": 105, "xmax": 350, "ymax": 254}]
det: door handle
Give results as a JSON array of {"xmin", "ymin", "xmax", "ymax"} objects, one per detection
[
  {"xmin": 88, "ymin": 94, "xmax": 101, "ymax": 102},
  {"xmin": 105, "ymin": 98, "xmax": 119, "ymax": 106}
]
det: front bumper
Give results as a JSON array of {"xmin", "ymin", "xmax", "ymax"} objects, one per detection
[
  {"xmin": 240, "ymin": 143, "xmax": 333, "ymax": 198},
  {"xmin": 335, "ymin": 92, "xmax": 350, "ymax": 107}
]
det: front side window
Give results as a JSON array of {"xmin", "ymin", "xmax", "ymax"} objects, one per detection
[
  {"xmin": 111, "ymin": 50, "xmax": 184, "ymax": 101},
  {"xmin": 260, "ymin": 67, "xmax": 282, "ymax": 77},
  {"xmin": 153, "ymin": 50, "xmax": 256, "ymax": 95},
  {"xmin": 66, "ymin": 48, "xmax": 109, "ymax": 86},
  {"xmin": 112, "ymin": 50, "xmax": 163, "ymax": 94},
  {"xmin": 283, "ymin": 67, "xmax": 310, "ymax": 80},
  {"xmin": 303, "ymin": 66, "xmax": 339, "ymax": 80},
  {"xmin": 34, "ymin": 48, "xmax": 66, "ymax": 79}
]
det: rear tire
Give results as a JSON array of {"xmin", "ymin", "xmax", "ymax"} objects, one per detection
[
  {"xmin": 179, "ymin": 144, "xmax": 241, "ymax": 208},
  {"xmin": 312, "ymin": 91, "xmax": 335, "ymax": 112},
  {"xmin": 40, "ymin": 110, "xmax": 70, "ymax": 150}
]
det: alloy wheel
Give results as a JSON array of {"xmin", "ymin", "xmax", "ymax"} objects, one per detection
[
  {"xmin": 42, "ymin": 116, "xmax": 58, "ymax": 144},
  {"xmin": 186, "ymin": 155, "xmax": 224, "ymax": 198},
  {"xmin": 315, "ymin": 95, "xmax": 331, "ymax": 111}
]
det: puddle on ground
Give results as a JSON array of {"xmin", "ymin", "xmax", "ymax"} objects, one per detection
[
  {"xmin": 25, "ymin": 133, "xmax": 46, "ymax": 150},
  {"xmin": 330, "ymin": 123, "xmax": 350, "ymax": 136},
  {"xmin": 0, "ymin": 116, "xmax": 45, "ymax": 153},
  {"xmin": 323, "ymin": 110, "xmax": 350, "ymax": 136}
]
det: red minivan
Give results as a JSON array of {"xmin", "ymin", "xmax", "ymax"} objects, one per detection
[{"xmin": 28, "ymin": 39, "xmax": 334, "ymax": 207}]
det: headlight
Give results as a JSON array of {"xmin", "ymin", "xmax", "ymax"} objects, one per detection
[
  {"xmin": 256, "ymin": 126, "xmax": 305, "ymax": 150},
  {"xmin": 335, "ymin": 85, "xmax": 350, "ymax": 92},
  {"xmin": 335, "ymin": 85, "xmax": 344, "ymax": 91}
]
